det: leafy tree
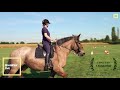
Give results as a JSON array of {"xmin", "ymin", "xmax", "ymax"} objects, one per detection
[
  {"xmin": 111, "ymin": 27, "xmax": 118, "ymax": 42},
  {"xmin": 20, "ymin": 41, "xmax": 25, "ymax": 44},
  {"xmin": 10, "ymin": 42, "xmax": 15, "ymax": 44},
  {"xmin": 105, "ymin": 35, "xmax": 110, "ymax": 42},
  {"xmin": 16, "ymin": 42, "xmax": 19, "ymax": 44}
]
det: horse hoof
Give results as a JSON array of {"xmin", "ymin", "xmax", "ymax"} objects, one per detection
[{"xmin": 62, "ymin": 73, "xmax": 68, "ymax": 78}]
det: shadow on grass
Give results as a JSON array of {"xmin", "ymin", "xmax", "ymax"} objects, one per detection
[{"xmin": 23, "ymin": 69, "xmax": 51, "ymax": 78}]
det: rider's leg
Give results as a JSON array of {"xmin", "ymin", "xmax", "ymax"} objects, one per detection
[{"xmin": 43, "ymin": 43, "xmax": 50, "ymax": 71}]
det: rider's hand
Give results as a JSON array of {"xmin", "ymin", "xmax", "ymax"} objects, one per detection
[
  {"xmin": 53, "ymin": 39, "xmax": 57, "ymax": 42},
  {"xmin": 51, "ymin": 39, "xmax": 56, "ymax": 42}
]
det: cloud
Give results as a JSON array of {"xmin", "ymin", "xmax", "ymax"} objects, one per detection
[
  {"xmin": 23, "ymin": 12, "xmax": 41, "ymax": 17},
  {"xmin": 48, "ymin": 16, "xmax": 65, "ymax": 24},
  {"xmin": 0, "ymin": 18, "xmax": 41, "ymax": 26},
  {"xmin": 0, "ymin": 14, "xmax": 65, "ymax": 26},
  {"xmin": 79, "ymin": 17, "xmax": 88, "ymax": 21},
  {"xmin": 19, "ymin": 19, "xmax": 40, "ymax": 24},
  {"xmin": 23, "ymin": 12, "xmax": 50, "ymax": 19},
  {"xmin": 24, "ymin": 12, "xmax": 65, "ymax": 24},
  {"xmin": 103, "ymin": 17, "xmax": 109, "ymax": 21},
  {"xmin": 0, "ymin": 12, "xmax": 65, "ymax": 26}
]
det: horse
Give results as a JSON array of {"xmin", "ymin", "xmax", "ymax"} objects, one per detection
[{"xmin": 3, "ymin": 34, "xmax": 85, "ymax": 78}]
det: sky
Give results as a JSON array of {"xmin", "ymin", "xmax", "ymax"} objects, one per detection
[{"xmin": 0, "ymin": 12, "xmax": 120, "ymax": 43}]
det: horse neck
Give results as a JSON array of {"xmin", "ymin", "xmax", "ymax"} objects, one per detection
[
  {"xmin": 54, "ymin": 39, "xmax": 75, "ymax": 63},
  {"xmin": 60, "ymin": 39, "xmax": 74, "ymax": 55}
]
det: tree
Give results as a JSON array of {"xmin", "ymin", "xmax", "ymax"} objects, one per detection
[
  {"xmin": 82, "ymin": 39, "xmax": 89, "ymax": 42},
  {"xmin": 20, "ymin": 41, "xmax": 25, "ymax": 44},
  {"xmin": 93, "ymin": 38, "xmax": 97, "ymax": 42},
  {"xmin": 117, "ymin": 27, "xmax": 119, "ymax": 39},
  {"xmin": 100, "ymin": 39, "xmax": 104, "ymax": 42},
  {"xmin": 111, "ymin": 27, "xmax": 118, "ymax": 42},
  {"xmin": 90, "ymin": 38, "xmax": 93, "ymax": 42},
  {"xmin": 105, "ymin": 35, "xmax": 110, "ymax": 42},
  {"xmin": 10, "ymin": 42, "xmax": 15, "ymax": 44},
  {"xmin": 0, "ymin": 42, "xmax": 9, "ymax": 44},
  {"xmin": 16, "ymin": 42, "xmax": 19, "ymax": 44}
]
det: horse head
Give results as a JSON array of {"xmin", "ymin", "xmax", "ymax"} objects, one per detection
[{"xmin": 72, "ymin": 34, "xmax": 85, "ymax": 56}]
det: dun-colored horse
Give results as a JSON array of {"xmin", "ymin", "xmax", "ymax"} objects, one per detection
[{"xmin": 3, "ymin": 34, "xmax": 85, "ymax": 78}]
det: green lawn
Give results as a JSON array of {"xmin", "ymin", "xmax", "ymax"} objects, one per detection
[{"xmin": 0, "ymin": 44, "xmax": 120, "ymax": 78}]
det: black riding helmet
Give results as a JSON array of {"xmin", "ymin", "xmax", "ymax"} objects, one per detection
[{"xmin": 42, "ymin": 19, "xmax": 50, "ymax": 25}]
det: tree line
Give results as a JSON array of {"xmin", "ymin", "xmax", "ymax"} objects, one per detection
[
  {"xmin": 1, "ymin": 27, "xmax": 120, "ymax": 44},
  {"xmin": 0, "ymin": 41, "xmax": 25, "ymax": 44},
  {"xmin": 81, "ymin": 27, "xmax": 120, "ymax": 44}
]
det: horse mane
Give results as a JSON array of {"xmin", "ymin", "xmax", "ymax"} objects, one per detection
[{"xmin": 56, "ymin": 36, "xmax": 74, "ymax": 46}]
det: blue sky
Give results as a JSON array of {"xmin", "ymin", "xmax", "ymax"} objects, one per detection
[{"xmin": 0, "ymin": 12, "xmax": 120, "ymax": 43}]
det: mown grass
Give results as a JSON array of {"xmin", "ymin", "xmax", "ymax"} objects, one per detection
[{"xmin": 0, "ymin": 44, "xmax": 120, "ymax": 78}]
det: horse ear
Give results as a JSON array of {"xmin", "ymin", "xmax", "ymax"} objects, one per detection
[
  {"xmin": 72, "ymin": 34, "xmax": 75, "ymax": 37},
  {"xmin": 78, "ymin": 34, "xmax": 81, "ymax": 38}
]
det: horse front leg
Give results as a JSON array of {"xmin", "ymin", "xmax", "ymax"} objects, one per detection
[
  {"xmin": 53, "ymin": 66, "xmax": 68, "ymax": 78},
  {"xmin": 52, "ymin": 52, "xmax": 68, "ymax": 78},
  {"xmin": 59, "ymin": 67, "xmax": 68, "ymax": 78}
]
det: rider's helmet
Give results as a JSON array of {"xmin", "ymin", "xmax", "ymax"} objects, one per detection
[{"xmin": 42, "ymin": 19, "xmax": 50, "ymax": 25}]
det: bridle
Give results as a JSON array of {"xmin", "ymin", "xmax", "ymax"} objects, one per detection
[
  {"xmin": 56, "ymin": 37, "xmax": 81, "ymax": 54},
  {"xmin": 74, "ymin": 41, "xmax": 81, "ymax": 53}
]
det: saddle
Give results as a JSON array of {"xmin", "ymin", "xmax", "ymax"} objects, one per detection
[{"xmin": 35, "ymin": 44, "xmax": 54, "ymax": 58}]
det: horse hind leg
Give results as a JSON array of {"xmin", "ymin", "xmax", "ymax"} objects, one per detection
[
  {"xmin": 1, "ymin": 65, "xmax": 19, "ymax": 78},
  {"xmin": 49, "ymin": 68, "xmax": 56, "ymax": 78},
  {"xmin": 0, "ymin": 69, "xmax": 10, "ymax": 78},
  {"xmin": 21, "ymin": 65, "xmax": 28, "ymax": 71},
  {"xmin": 7, "ymin": 67, "xmax": 20, "ymax": 78},
  {"xmin": 21, "ymin": 65, "xmax": 28, "ymax": 78},
  {"xmin": 15, "ymin": 65, "xmax": 28, "ymax": 78},
  {"xmin": 5, "ymin": 66, "xmax": 27, "ymax": 78}
]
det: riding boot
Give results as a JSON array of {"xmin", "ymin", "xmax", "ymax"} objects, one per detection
[
  {"xmin": 48, "ymin": 59, "xmax": 53, "ymax": 69},
  {"xmin": 44, "ymin": 54, "xmax": 50, "ymax": 71}
]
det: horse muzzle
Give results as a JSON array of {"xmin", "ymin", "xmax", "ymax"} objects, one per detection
[{"xmin": 78, "ymin": 52, "xmax": 85, "ymax": 56}]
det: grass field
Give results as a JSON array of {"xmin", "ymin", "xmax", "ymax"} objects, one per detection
[{"xmin": 0, "ymin": 44, "xmax": 120, "ymax": 78}]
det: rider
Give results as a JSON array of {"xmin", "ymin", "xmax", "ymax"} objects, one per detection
[{"xmin": 42, "ymin": 19, "xmax": 56, "ymax": 71}]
